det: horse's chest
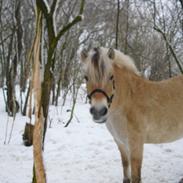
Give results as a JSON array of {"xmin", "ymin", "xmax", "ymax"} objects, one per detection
[{"xmin": 106, "ymin": 114, "xmax": 128, "ymax": 145}]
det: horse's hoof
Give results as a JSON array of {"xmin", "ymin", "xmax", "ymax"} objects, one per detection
[
  {"xmin": 123, "ymin": 178, "xmax": 131, "ymax": 183},
  {"xmin": 179, "ymin": 178, "xmax": 183, "ymax": 183}
]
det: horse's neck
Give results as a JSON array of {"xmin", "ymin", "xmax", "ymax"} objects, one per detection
[{"xmin": 113, "ymin": 65, "xmax": 143, "ymax": 107}]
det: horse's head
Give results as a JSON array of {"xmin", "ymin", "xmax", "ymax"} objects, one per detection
[{"xmin": 80, "ymin": 47, "xmax": 115, "ymax": 123}]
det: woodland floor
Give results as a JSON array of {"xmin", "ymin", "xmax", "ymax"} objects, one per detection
[{"xmin": 0, "ymin": 89, "xmax": 183, "ymax": 183}]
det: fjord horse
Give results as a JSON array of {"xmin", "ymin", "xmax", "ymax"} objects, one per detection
[{"xmin": 80, "ymin": 47, "xmax": 183, "ymax": 183}]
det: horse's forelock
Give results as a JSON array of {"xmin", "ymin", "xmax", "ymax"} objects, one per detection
[
  {"xmin": 87, "ymin": 48, "xmax": 109, "ymax": 83},
  {"xmin": 91, "ymin": 48, "xmax": 100, "ymax": 69}
]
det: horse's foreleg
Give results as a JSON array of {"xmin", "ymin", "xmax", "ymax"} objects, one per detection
[
  {"xmin": 129, "ymin": 139, "xmax": 143, "ymax": 183},
  {"xmin": 117, "ymin": 143, "xmax": 131, "ymax": 183}
]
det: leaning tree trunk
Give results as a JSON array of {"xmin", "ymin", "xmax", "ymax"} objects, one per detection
[{"xmin": 31, "ymin": 9, "xmax": 47, "ymax": 183}]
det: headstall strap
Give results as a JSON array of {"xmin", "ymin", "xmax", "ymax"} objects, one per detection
[{"xmin": 87, "ymin": 77, "xmax": 115, "ymax": 107}]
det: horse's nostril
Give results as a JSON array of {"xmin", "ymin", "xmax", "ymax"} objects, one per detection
[
  {"xmin": 90, "ymin": 107, "xmax": 95, "ymax": 115},
  {"xmin": 90, "ymin": 106, "xmax": 108, "ymax": 117},
  {"xmin": 99, "ymin": 107, "xmax": 108, "ymax": 116}
]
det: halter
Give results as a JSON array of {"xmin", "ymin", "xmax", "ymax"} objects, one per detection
[{"xmin": 87, "ymin": 77, "xmax": 115, "ymax": 107}]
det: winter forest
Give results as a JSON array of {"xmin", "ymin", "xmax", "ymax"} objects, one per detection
[{"xmin": 0, "ymin": 0, "xmax": 183, "ymax": 182}]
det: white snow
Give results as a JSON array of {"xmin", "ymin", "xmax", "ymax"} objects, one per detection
[
  {"xmin": 143, "ymin": 65, "xmax": 152, "ymax": 79},
  {"xmin": 0, "ymin": 89, "xmax": 183, "ymax": 183}
]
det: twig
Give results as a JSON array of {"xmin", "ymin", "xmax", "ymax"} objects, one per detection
[
  {"xmin": 7, "ymin": 115, "xmax": 16, "ymax": 144},
  {"xmin": 74, "ymin": 113, "xmax": 80, "ymax": 123},
  {"xmin": 7, "ymin": 93, "xmax": 17, "ymax": 144},
  {"xmin": 48, "ymin": 116, "xmax": 53, "ymax": 128},
  {"xmin": 4, "ymin": 116, "xmax": 10, "ymax": 145},
  {"xmin": 64, "ymin": 85, "xmax": 80, "ymax": 127}
]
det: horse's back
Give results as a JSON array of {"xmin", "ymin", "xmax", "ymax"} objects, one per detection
[{"xmin": 136, "ymin": 74, "xmax": 183, "ymax": 143}]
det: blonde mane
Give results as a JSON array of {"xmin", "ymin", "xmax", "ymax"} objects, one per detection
[
  {"xmin": 114, "ymin": 50, "xmax": 139, "ymax": 74},
  {"xmin": 100, "ymin": 47, "xmax": 139, "ymax": 75}
]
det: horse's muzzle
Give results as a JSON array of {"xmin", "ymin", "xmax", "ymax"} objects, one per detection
[{"xmin": 90, "ymin": 106, "xmax": 108, "ymax": 123}]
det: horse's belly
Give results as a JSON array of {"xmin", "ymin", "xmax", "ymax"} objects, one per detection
[
  {"xmin": 145, "ymin": 121, "xmax": 183, "ymax": 144},
  {"xmin": 145, "ymin": 133, "xmax": 183, "ymax": 144}
]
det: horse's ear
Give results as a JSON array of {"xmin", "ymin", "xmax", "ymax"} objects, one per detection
[
  {"xmin": 107, "ymin": 48, "xmax": 115, "ymax": 59},
  {"xmin": 80, "ymin": 49, "xmax": 88, "ymax": 62}
]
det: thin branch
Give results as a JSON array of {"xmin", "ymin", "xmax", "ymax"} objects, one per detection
[
  {"xmin": 4, "ymin": 116, "xmax": 10, "ymax": 145},
  {"xmin": 79, "ymin": 0, "xmax": 85, "ymax": 14},
  {"xmin": 50, "ymin": 0, "xmax": 57, "ymax": 15},
  {"xmin": 55, "ymin": 0, "xmax": 85, "ymax": 42},
  {"xmin": 0, "ymin": 33, "xmax": 13, "ymax": 45},
  {"xmin": 154, "ymin": 26, "xmax": 183, "ymax": 74},
  {"xmin": 56, "ymin": 15, "xmax": 82, "ymax": 42},
  {"xmin": 178, "ymin": 0, "xmax": 183, "ymax": 10}
]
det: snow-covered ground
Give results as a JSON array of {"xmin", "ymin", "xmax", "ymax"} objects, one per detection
[{"xmin": 0, "ymin": 89, "xmax": 183, "ymax": 183}]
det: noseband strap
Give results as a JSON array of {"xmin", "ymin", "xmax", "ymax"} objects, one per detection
[
  {"xmin": 87, "ymin": 89, "xmax": 114, "ymax": 103},
  {"xmin": 87, "ymin": 89, "xmax": 114, "ymax": 108}
]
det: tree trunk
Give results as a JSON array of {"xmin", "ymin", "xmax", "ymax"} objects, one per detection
[
  {"xmin": 124, "ymin": 0, "xmax": 129, "ymax": 54},
  {"xmin": 32, "ymin": 10, "xmax": 47, "ymax": 183},
  {"xmin": 115, "ymin": 0, "xmax": 120, "ymax": 49},
  {"xmin": 36, "ymin": 0, "xmax": 85, "ymax": 144},
  {"xmin": 6, "ymin": 55, "xmax": 19, "ymax": 116}
]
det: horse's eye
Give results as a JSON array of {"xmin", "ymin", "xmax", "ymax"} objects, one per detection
[
  {"xmin": 84, "ymin": 76, "xmax": 88, "ymax": 81},
  {"xmin": 109, "ymin": 75, "xmax": 114, "ymax": 80}
]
